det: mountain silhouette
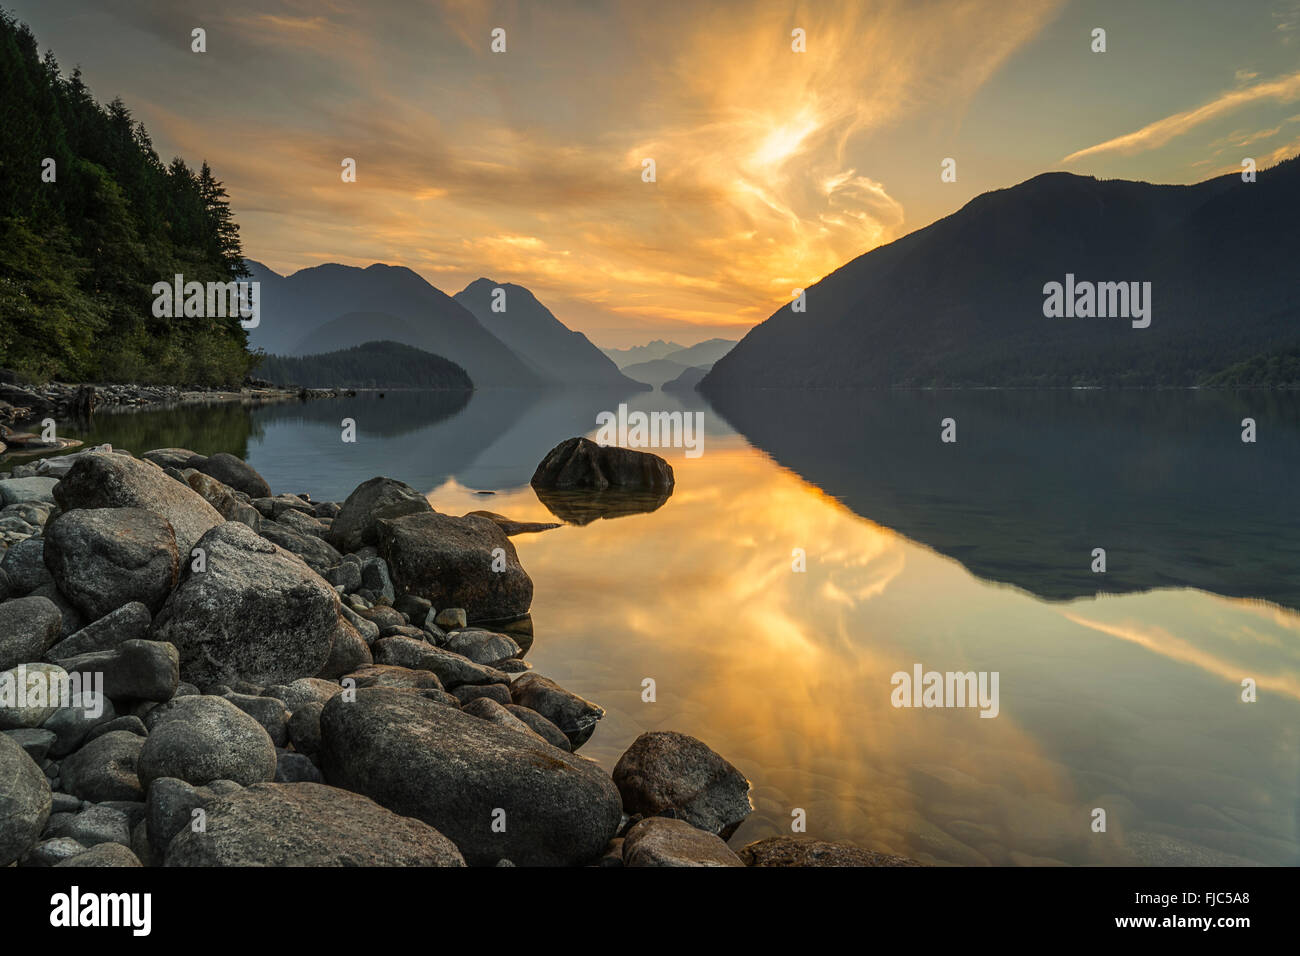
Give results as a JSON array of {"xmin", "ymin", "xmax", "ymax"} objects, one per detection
[
  {"xmin": 702, "ymin": 157, "xmax": 1300, "ymax": 389},
  {"xmin": 601, "ymin": 339, "xmax": 686, "ymax": 367},
  {"xmin": 453, "ymin": 279, "xmax": 644, "ymax": 388},
  {"xmin": 662, "ymin": 338, "xmax": 736, "ymax": 367},
  {"xmin": 244, "ymin": 261, "xmax": 540, "ymax": 387}
]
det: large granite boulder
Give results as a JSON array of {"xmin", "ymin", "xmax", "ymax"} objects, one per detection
[
  {"xmin": 377, "ymin": 512, "xmax": 532, "ymax": 623},
  {"xmin": 138, "ymin": 695, "xmax": 277, "ymax": 788},
  {"xmin": 319, "ymin": 687, "xmax": 621, "ymax": 866},
  {"xmin": 53, "ymin": 452, "xmax": 223, "ymax": 554},
  {"xmin": 0, "ymin": 730, "xmax": 52, "ymax": 865},
  {"xmin": 164, "ymin": 782, "xmax": 466, "ymax": 866},
  {"xmin": 192, "ymin": 453, "xmax": 272, "ymax": 499},
  {"xmin": 43, "ymin": 507, "xmax": 179, "ymax": 618},
  {"xmin": 151, "ymin": 522, "xmax": 348, "ymax": 686},
  {"xmin": 0, "ymin": 595, "xmax": 62, "ymax": 670}
]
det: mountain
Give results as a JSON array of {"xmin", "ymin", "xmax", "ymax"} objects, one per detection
[
  {"xmin": 256, "ymin": 340, "xmax": 473, "ymax": 390},
  {"xmin": 601, "ymin": 339, "xmax": 686, "ymax": 368},
  {"xmin": 661, "ymin": 365, "xmax": 710, "ymax": 392},
  {"xmin": 702, "ymin": 157, "xmax": 1300, "ymax": 390},
  {"xmin": 621, "ymin": 358, "xmax": 694, "ymax": 387},
  {"xmin": 243, "ymin": 261, "xmax": 540, "ymax": 387},
  {"xmin": 453, "ymin": 279, "xmax": 644, "ymax": 388},
  {"xmin": 662, "ymin": 338, "xmax": 736, "ymax": 367}
]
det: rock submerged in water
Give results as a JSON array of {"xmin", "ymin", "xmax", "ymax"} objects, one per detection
[
  {"xmin": 151, "ymin": 522, "xmax": 348, "ymax": 687},
  {"xmin": 531, "ymin": 436, "xmax": 674, "ymax": 492},
  {"xmin": 319, "ymin": 687, "xmax": 622, "ymax": 866},
  {"xmin": 612, "ymin": 730, "xmax": 753, "ymax": 838},
  {"xmin": 164, "ymin": 782, "xmax": 466, "ymax": 867},
  {"xmin": 377, "ymin": 511, "xmax": 532, "ymax": 624}
]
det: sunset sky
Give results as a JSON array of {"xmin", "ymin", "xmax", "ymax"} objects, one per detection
[{"xmin": 14, "ymin": 0, "xmax": 1300, "ymax": 346}]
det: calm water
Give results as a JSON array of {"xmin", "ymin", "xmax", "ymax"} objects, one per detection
[{"xmin": 23, "ymin": 388, "xmax": 1300, "ymax": 866}]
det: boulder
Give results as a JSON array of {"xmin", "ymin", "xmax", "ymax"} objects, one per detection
[
  {"xmin": 192, "ymin": 453, "xmax": 271, "ymax": 499},
  {"xmin": 328, "ymin": 477, "xmax": 433, "ymax": 554},
  {"xmin": 0, "ymin": 595, "xmax": 62, "ymax": 670},
  {"xmin": 141, "ymin": 448, "xmax": 205, "ymax": 470},
  {"xmin": 0, "ymin": 476, "xmax": 60, "ymax": 506},
  {"xmin": 460, "ymin": 696, "xmax": 548, "ymax": 743},
  {"xmin": 53, "ymin": 451, "xmax": 223, "ymax": 554},
  {"xmin": 43, "ymin": 804, "xmax": 131, "ymax": 847},
  {"xmin": 377, "ymin": 512, "xmax": 532, "ymax": 623},
  {"xmin": 39, "ymin": 692, "xmax": 116, "ymax": 757},
  {"xmin": 509, "ymin": 673, "xmax": 605, "ymax": 749},
  {"xmin": 185, "ymin": 472, "xmax": 261, "ymax": 529},
  {"xmin": 738, "ymin": 836, "xmax": 924, "ymax": 867},
  {"xmin": 258, "ymin": 521, "xmax": 343, "ymax": 574},
  {"xmin": 165, "ymin": 782, "xmax": 466, "ymax": 866},
  {"xmin": 45, "ymin": 602, "xmax": 152, "ymax": 662},
  {"xmin": 54, "ymin": 842, "xmax": 142, "ymax": 867},
  {"xmin": 612, "ymin": 731, "xmax": 752, "ymax": 838},
  {"xmin": 43, "ymin": 507, "xmax": 179, "ymax": 618},
  {"xmin": 1, "ymin": 537, "xmax": 53, "ymax": 593},
  {"xmin": 151, "ymin": 522, "xmax": 347, "ymax": 687},
  {"xmin": 0, "ymin": 663, "xmax": 69, "ymax": 730},
  {"xmin": 531, "ymin": 436, "xmax": 675, "ymax": 492},
  {"xmin": 138, "ymin": 695, "xmax": 277, "ymax": 788},
  {"xmin": 0, "ymin": 730, "xmax": 52, "ymax": 865},
  {"xmin": 58, "ymin": 640, "xmax": 178, "ymax": 703},
  {"xmin": 504, "ymin": 705, "xmax": 572, "ymax": 752},
  {"xmin": 621, "ymin": 816, "xmax": 744, "ymax": 867},
  {"xmin": 443, "ymin": 628, "xmax": 521, "ymax": 665},
  {"xmin": 370, "ymin": 637, "xmax": 508, "ymax": 688},
  {"xmin": 144, "ymin": 777, "xmax": 242, "ymax": 860},
  {"xmin": 58, "ymin": 730, "xmax": 145, "ymax": 802},
  {"xmin": 319, "ymin": 687, "xmax": 622, "ymax": 866}
]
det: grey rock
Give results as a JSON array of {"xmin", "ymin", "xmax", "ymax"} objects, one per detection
[
  {"xmin": 164, "ymin": 782, "xmax": 466, "ymax": 867},
  {"xmin": 277, "ymin": 508, "xmax": 327, "ymax": 539},
  {"xmin": 53, "ymin": 842, "xmax": 142, "ymax": 867},
  {"xmin": 138, "ymin": 695, "xmax": 276, "ymax": 788},
  {"xmin": 44, "ymin": 804, "xmax": 130, "ymax": 847},
  {"xmin": 343, "ymin": 664, "xmax": 444, "ymax": 691},
  {"xmin": 193, "ymin": 453, "xmax": 272, "ymax": 499},
  {"xmin": 58, "ymin": 730, "xmax": 145, "ymax": 802},
  {"xmin": 0, "ymin": 476, "xmax": 60, "ymax": 506},
  {"xmin": 444, "ymin": 628, "xmax": 521, "ymax": 665},
  {"xmin": 274, "ymin": 751, "xmax": 323, "ymax": 783},
  {"xmin": 261, "ymin": 677, "xmax": 342, "ymax": 714},
  {"xmin": 622, "ymin": 816, "xmax": 744, "ymax": 867},
  {"xmin": 83, "ymin": 716, "xmax": 148, "ymax": 744},
  {"xmin": 221, "ymin": 692, "xmax": 290, "ymax": 747},
  {"xmin": 313, "ymin": 618, "xmax": 372, "ymax": 680},
  {"xmin": 20, "ymin": 836, "xmax": 84, "ymax": 866},
  {"xmin": 0, "ymin": 730, "xmax": 52, "ymax": 865},
  {"xmin": 377, "ymin": 512, "xmax": 532, "ymax": 624},
  {"xmin": 4, "ymin": 727, "xmax": 57, "ymax": 762},
  {"xmin": 360, "ymin": 557, "xmax": 395, "ymax": 603},
  {"xmin": 258, "ymin": 520, "xmax": 343, "ymax": 574},
  {"xmin": 612, "ymin": 731, "xmax": 753, "ymax": 838},
  {"xmin": 451, "ymin": 683, "xmax": 513, "ymax": 707},
  {"xmin": 287, "ymin": 702, "xmax": 323, "ymax": 756},
  {"xmin": 41, "ymin": 692, "xmax": 117, "ymax": 757},
  {"xmin": 185, "ymin": 471, "xmax": 262, "ymax": 529},
  {"xmin": 141, "ymin": 448, "xmax": 205, "ymax": 470},
  {"xmin": 433, "ymin": 607, "xmax": 467, "ymax": 630},
  {"xmin": 144, "ymin": 777, "xmax": 242, "ymax": 860},
  {"xmin": 251, "ymin": 494, "xmax": 315, "ymax": 519},
  {"xmin": 43, "ymin": 507, "xmax": 179, "ymax": 618},
  {"xmin": 46, "ymin": 602, "xmax": 151, "ymax": 661},
  {"xmin": 325, "ymin": 561, "xmax": 362, "ymax": 593},
  {"xmin": 0, "ymin": 663, "xmax": 69, "ymax": 729},
  {"xmin": 328, "ymin": 477, "xmax": 433, "ymax": 554},
  {"xmin": 371, "ymin": 637, "xmax": 508, "ymax": 688},
  {"xmin": 151, "ymin": 521, "xmax": 348, "ymax": 687},
  {"xmin": 509, "ymin": 673, "xmax": 605, "ymax": 750},
  {"xmin": 319, "ymin": 687, "xmax": 622, "ymax": 866},
  {"xmin": 57, "ymin": 640, "xmax": 179, "ymax": 702},
  {"xmin": 531, "ymin": 436, "xmax": 675, "ymax": 492},
  {"xmin": 1, "ymin": 537, "xmax": 53, "ymax": 593},
  {"xmin": 28, "ymin": 583, "xmax": 83, "ymax": 637},
  {"xmin": 504, "ymin": 705, "xmax": 572, "ymax": 752},
  {"xmin": 460, "ymin": 696, "xmax": 547, "ymax": 743},
  {"xmin": 393, "ymin": 593, "xmax": 432, "ymax": 628},
  {"xmin": 53, "ymin": 451, "xmax": 223, "ymax": 555},
  {"xmin": 0, "ymin": 595, "xmax": 62, "ymax": 670}
]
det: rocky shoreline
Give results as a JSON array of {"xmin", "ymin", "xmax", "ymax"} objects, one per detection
[
  {"xmin": 0, "ymin": 375, "xmax": 343, "ymax": 434},
  {"xmin": 0, "ymin": 444, "xmax": 914, "ymax": 867}
]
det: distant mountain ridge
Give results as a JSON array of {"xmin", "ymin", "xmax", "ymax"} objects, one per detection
[
  {"xmin": 256, "ymin": 340, "xmax": 473, "ymax": 389},
  {"xmin": 601, "ymin": 340, "xmax": 686, "ymax": 367},
  {"xmin": 453, "ymin": 279, "xmax": 644, "ymax": 388},
  {"xmin": 702, "ymin": 157, "xmax": 1300, "ymax": 389}
]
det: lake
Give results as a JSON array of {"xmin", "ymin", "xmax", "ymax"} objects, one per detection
[{"xmin": 31, "ymin": 387, "xmax": 1300, "ymax": 865}]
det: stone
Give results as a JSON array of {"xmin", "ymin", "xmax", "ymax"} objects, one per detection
[
  {"xmin": 53, "ymin": 451, "xmax": 223, "ymax": 554},
  {"xmin": 342, "ymin": 664, "xmax": 444, "ymax": 691},
  {"xmin": 377, "ymin": 512, "xmax": 532, "ymax": 624},
  {"xmin": 4, "ymin": 727, "xmax": 57, "ymax": 762},
  {"xmin": 185, "ymin": 471, "xmax": 262, "ymax": 529},
  {"xmin": 0, "ymin": 595, "xmax": 62, "ymax": 670},
  {"xmin": 319, "ymin": 687, "xmax": 622, "ymax": 866},
  {"xmin": 58, "ymin": 730, "xmax": 145, "ymax": 802},
  {"xmin": 258, "ymin": 520, "xmax": 343, "ymax": 574},
  {"xmin": 151, "ymin": 522, "xmax": 348, "ymax": 687},
  {"xmin": 612, "ymin": 731, "xmax": 753, "ymax": 838},
  {"xmin": 531, "ymin": 436, "xmax": 675, "ymax": 492},
  {"xmin": 144, "ymin": 777, "xmax": 242, "ymax": 860},
  {"xmin": 0, "ymin": 476, "xmax": 60, "ymax": 506},
  {"xmin": 83, "ymin": 716, "xmax": 148, "ymax": 744},
  {"xmin": 328, "ymin": 477, "xmax": 433, "ymax": 553},
  {"xmin": 737, "ymin": 836, "xmax": 924, "ymax": 867},
  {"xmin": 273, "ymin": 751, "xmax": 323, "ymax": 783},
  {"xmin": 444, "ymin": 628, "xmax": 521, "ymax": 665},
  {"xmin": 0, "ymin": 730, "xmax": 52, "ymax": 865},
  {"xmin": 1, "ymin": 537, "xmax": 53, "ymax": 593},
  {"xmin": 504, "ymin": 705, "xmax": 572, "ymax": 752},
  {"xmin": 371, "ymin": 637, "xmax": 508, "ymax": 688},
  {"xmin": 43, "ymin": 507, "xmax": 179, "ymax": 618},
  {"xmin": 510, "ymin": 673, "xmax": 605, "ymax": 750},
  {"xmin": 57, "ymin": 640, "xmax": 179, "ymax": 702},
  {"xmin": 451, "ymin": 683, "xmax": 513, "ymax": 707},
  {"xmin": 141, "ymin": 448, "xmax": 205, "ymax": 470},
  {"xmin": 622, "ymin": 816, "xmax": 744, "ymax": 867},
  {"xmin": 46, "ymin": 602, "xmax": 152, "ymax": 662},
  {"xmin": 138, "ymin": 695, "xmax": 276, "ymax": 788},
  {"xmin": 314, "ymin": 619, "xmax": 372, "ymax": 680},
  {"xmin": 460, "ymin": 696, "xmax": 547, "ymax": 743},
  {"xmin": 164, "ymin": 782, "xmax": 466, "ymax": 866},
  {"xmin": 261, "ymin": 678, "xmax": 342, "ymax": 714},
  {"xmin": 53, "ymin": 842, "xmax": 142, "ymax": 867},
  {"xmin": 41, "ymin": 692, "xmax": 117, "ymax": 757},
  {"xmin": 193, "ymin": 452, "xmax": 272, "ymax": 499},
  {"xmin": 221, "ymin": 692, "xmax": 290, "ymax": 747},
  {"xmin": 43, "ymin": 804, "xmax": 131, "ymax": 847},
  {"xmin": 287, "ymin": 702, "xmax": 323, "ymax": 756},
  {"xmin": 28, "ymin": 583, "xmax": 82, "ymax": 637},
  {"xmin": 21, "ymin": 837, "xmax": 85, "ymax": 867},
  {"xmin": 0, "ymin": 663, "xmax": 69, "ymax": 729}
]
